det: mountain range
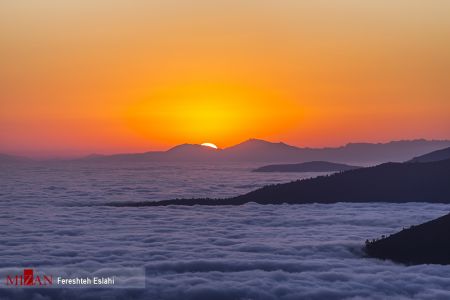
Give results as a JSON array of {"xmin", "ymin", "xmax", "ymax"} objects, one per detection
[
  {"xmin": 73, "ymin": 138, "xmax": 450, "ymax": 164},
  {"xmin": 2, "ymin": 139, "xmax": 450, "ymax": 165},
  {"xmin": 105, "ymin": 147, "xmax": 450, "ymax": 207}
]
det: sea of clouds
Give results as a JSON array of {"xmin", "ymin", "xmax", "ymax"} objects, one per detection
[{"xmin": 1, "ymin": 162, "xmax": 450, "ymax": 299}]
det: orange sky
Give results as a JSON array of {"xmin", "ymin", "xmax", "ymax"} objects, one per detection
[{"xmin": 1, "ymin": 1, "xmax": 450, "ymax": 157}]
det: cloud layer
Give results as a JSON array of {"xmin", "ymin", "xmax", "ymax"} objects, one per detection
[{"xmin": 1, "ymin": 163, "xmax": 450, "ymax": 299}]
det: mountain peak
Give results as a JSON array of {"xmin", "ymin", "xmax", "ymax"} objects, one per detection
[
  {"xmin": 167, "ymin": 143, "xmax": 219, "ymax": 154},
  {"xmin": 227, "ymin": 138, "xmax": 298, "ymax": 150},
  {"xmin": 167, "ymin": 143, "xmax": 201, "ymax": 151}
]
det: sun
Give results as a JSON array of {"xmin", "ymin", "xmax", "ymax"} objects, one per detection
[{"xmin": 201, "ymin": 142, "xmax": 218, "ymax": 149}]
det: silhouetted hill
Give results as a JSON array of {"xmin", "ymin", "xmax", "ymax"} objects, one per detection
[
  {"xmin": 253, "ymin": 161, "xmax": 361, "ymax": 172},
  {"xmin": 329, "ymin": 140, "xmax": 447, "ymax": 163},
  {"xmin": 80, "ymin": 139, "xmax": 450, "ymax": 164},
  {"xmin": 0, "ymin": 153, "xmax": 30, "ymax": 163},
  {"xmin": 164, "ymin": 144, "xmax": 220, "ymax": 161},
  {"xmin": 221, "ymin": 139, "xmax": 450, "ymax": 164},
  {"xmin": 409, "ymin": 146, "xmax": 450, "ymax": 163},
  {"xmin": 221, "ymin": 139, "xmax": 300, "ymax": 161},
  {"xmin": 105, "ymin": 159, "xmax": 450, "ymax": 207},
  {"xmin": 79, "ymin": 144, "xmax": 220, "ymax": 162},
  {"xmin": 365, "ymin": 213, "xmax": 450, "ymax": 265},
  {"xmin": 167, "ymin": 144, "xmax": 214, "ymax": 154},
  {"xmin": 80, "ymin": 151, "xmax": 162, "ymax": 162}
]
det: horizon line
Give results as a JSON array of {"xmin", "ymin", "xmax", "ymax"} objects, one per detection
[{"xmin": 2, "ymin": 137, "xmax": 450, "ymax": 160}]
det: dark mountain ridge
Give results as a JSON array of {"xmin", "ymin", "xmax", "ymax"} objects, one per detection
[
  {"xmin": 253, "ymin": 161, "xmax": 361, "ymax": 172},
  {"xmin": 80, "ymin": 138, "xmax": 450, "ymax": 164},
  {"xmin": 105, "ymin": 158, "xmax": 450, "ymax": 207},
  {"xmin": 365, "ymin": 212, "xmax": 450, "ymax": 265},
  {"xmin": 409, "ymin": 146, "xmax": 450, "ymax": 163}
]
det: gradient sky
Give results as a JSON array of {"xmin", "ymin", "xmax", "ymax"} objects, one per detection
[{"xmin": 1, "ymin": 1, "xmax": 450, "ymax": 157}]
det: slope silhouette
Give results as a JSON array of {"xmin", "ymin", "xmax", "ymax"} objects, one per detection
[
  {"xmin": 79, "ymin": 139, "xmax": 450, "ymax": 164},
  {"xmin": 106, "ymin": 158, "xmax": 450, "ymax": 207},
  {"xmin": 409, "ymin": 146, "xmax": 450, "ymax": 163},
  {"xmin": 365, "ymin": 212, "xmax": 450, "ymax": 265},
  {"xmin": 253, "ymin": 161, "xmax": 361, "ymax": 172}
]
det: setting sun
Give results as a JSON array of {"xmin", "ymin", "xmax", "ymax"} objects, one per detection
[{"xmin": 201, "ymin": 142, "xmax": 218, "ymax": 149}]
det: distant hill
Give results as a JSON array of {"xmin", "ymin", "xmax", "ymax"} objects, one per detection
[
  {"xmin": 78, "ymin": 144, "xmax": 220, "ymax": 163},
  {"xmin": 220, "ymin": 139, "xmax": 300, "ymax": 162},
  {"xmin": 409, "ymin": 146, "xmax": 450, "ymax": 163},
  {"xmin": 80, "ymin": 138, "xmax": 450, "ymax": 165},
  {"xmin": 106, "ymin": 158, "xmax": 450, "ymax": 207},
  {"xmin": 0, "ymin": 153, "xmax": 30, "ymax": 163},
  {"xmin": 365, "ymin": 213, "xmax": 450, "ymax": 265},
  {"xmin": 164, "ymin": 144, "xmax": 220, "ymax": 161},
  {"xmin": 253, "ymin": 161, "xmax": 361, "ymax": 172}
]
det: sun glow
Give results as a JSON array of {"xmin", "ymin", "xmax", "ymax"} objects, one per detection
[
  {"xmin": 201, "ymin": 142, "xmax": 218, "ymax": 149},
  {"xmin": 2, "ymin": 1, "xmax": 450, "ymax": 157},
  {"xmin": 126, "ymin": 82, "xmax": 302, "ymax": 147}
]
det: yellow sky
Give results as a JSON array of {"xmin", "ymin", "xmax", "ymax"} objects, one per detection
[{"xmin": 1, "ymin": 1, "xmax": 450, "ymax": 157}]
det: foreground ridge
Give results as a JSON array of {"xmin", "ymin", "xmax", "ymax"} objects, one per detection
[
  {"xmin": 365, "ymin": 212, "xmax": 450, "ymax": 265},
  {"xmin": 105, "ymin": 159, "xmax": 450, "ymax": 207}
]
